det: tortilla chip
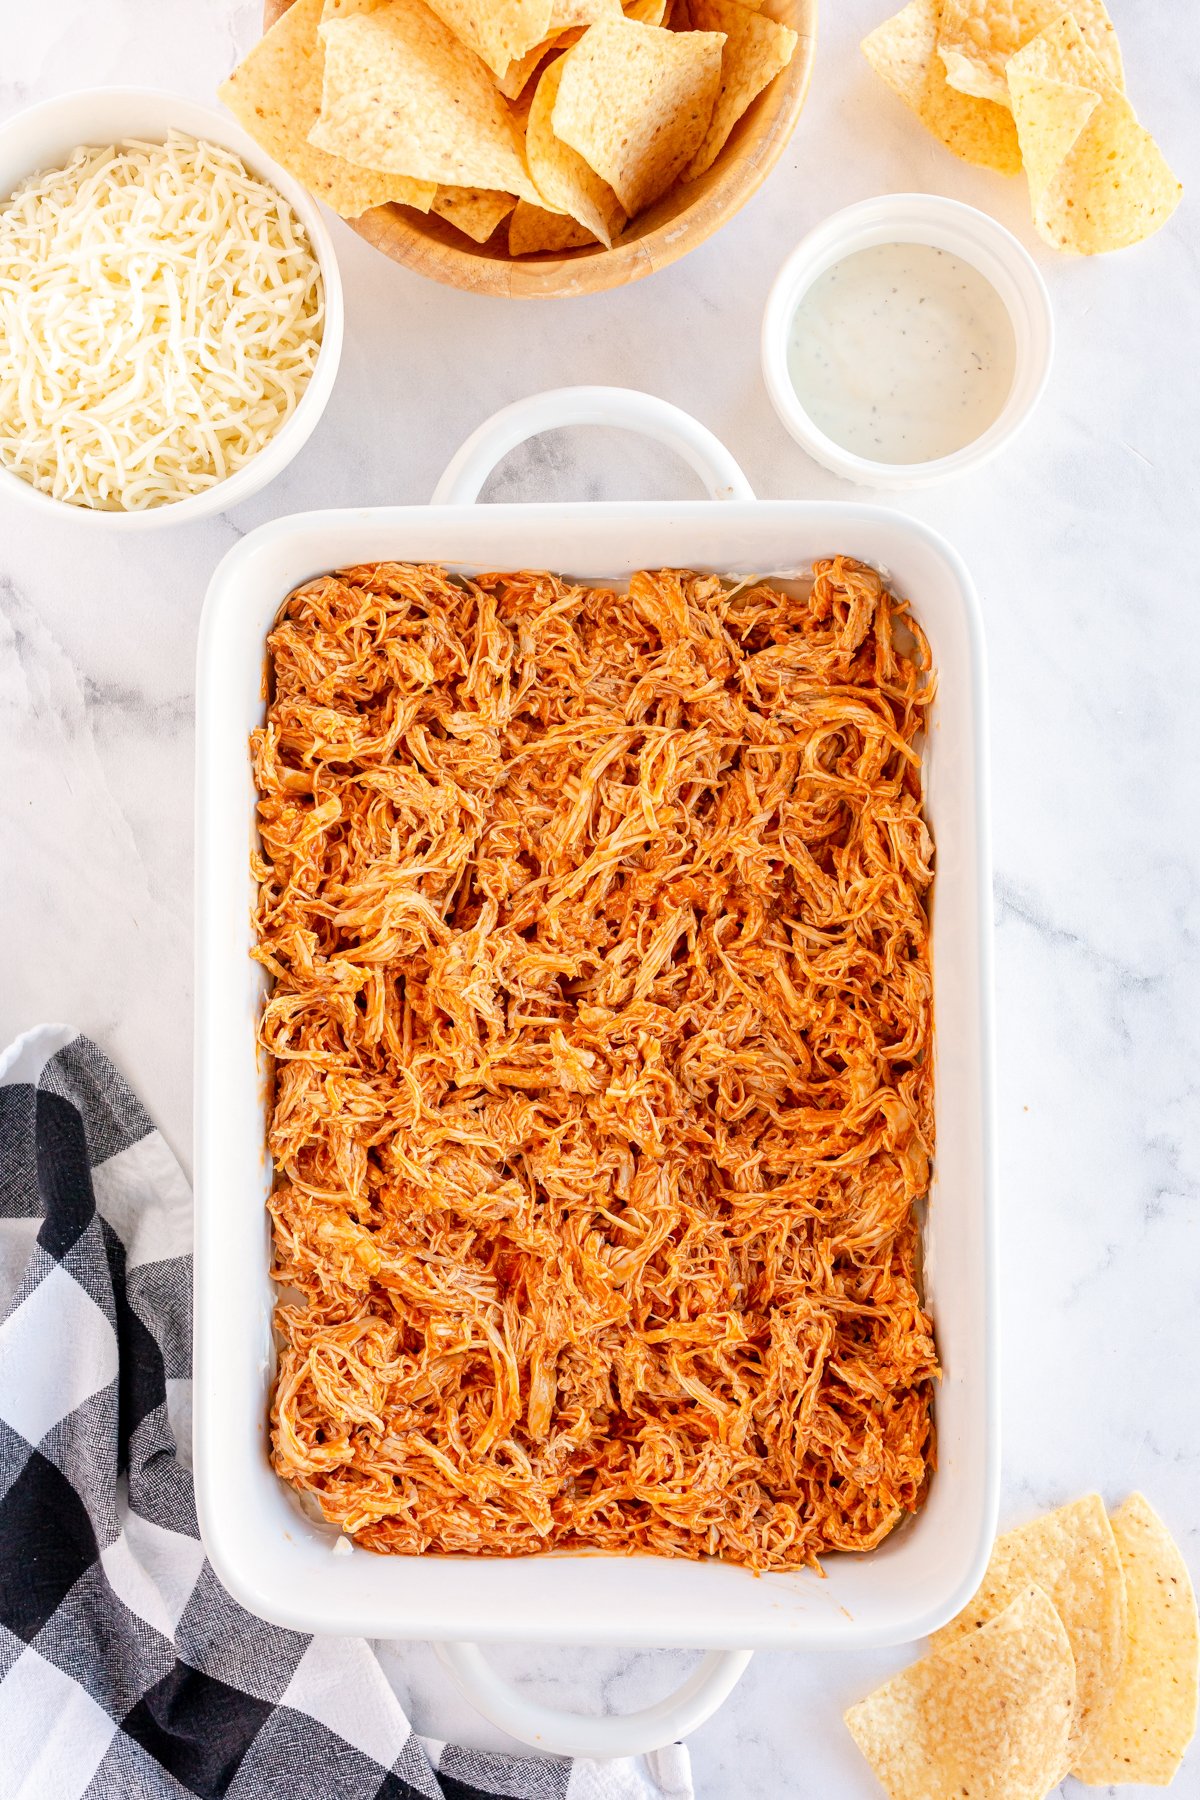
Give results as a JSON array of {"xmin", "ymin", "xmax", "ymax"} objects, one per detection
[
  {"xmin": 218, "ymin": 0, "xmax": 435, "ymax": 217},
  {"xmin": 861, "ymin": 0, "xmax": 1021, "ymax": 174},
  {"xmin": 431, "ymin": 183, "xmax": 517, "ymax": 238},
  {"xmin": 310, "ymin": 2, "xmax": 541, "ymax": 202},
  {"xmin": 550, "ymin": 0, "xmax": 620, "ymax": 26},
  {"xmin": 1007, "ymin": 15, "xmax": 1181, "ymax": 253},
  {"xmin": 420, "ymin": 0, "xmax": 552, "ymax": 76},
  {"xmin": 624, "ymin": 0, "xmax": 669, "ymax": 22},
  {"xmin": 495, "ymin": 29, "xmax": 573, "ymax": 98},
  {"xmin": 1007, "ymin": 65, "xmax": 1099, "ymax": 199},
  {"xmin": 526, "ymin": 56, "xmax": 625, "ymax": 244},
  {"xmin": 847, "ymin": 1586, "xmax": 1077, "ymax": 1800},
  {"xmin": 508, "ymin": 198, "xmax": 599, "ymax": 251},
  {"xmin": 932, "ymin": 1493, "xmax": 1126, "ymax": 1765},
  {"xmin": 1007, "ymin": 5, "xmax": 1112, "ymax": 87},
  {"xmin": 681, "ymin": 0, "xmax": 797, "ymax": 179},
  {"xmin": 552, "ymin": 16, "xmax": 724, "ymax": 215},
  {"xmin": 1073, "ymin": 1494, "xmax": 1199, "ymax": 1785},
  {"xmin": 323, "ymin": 0, "xmax": 557, "ymax": 105},
  {"xmin": 936, "ymin": 0, "xmax": 1122, "ymax": 108}
]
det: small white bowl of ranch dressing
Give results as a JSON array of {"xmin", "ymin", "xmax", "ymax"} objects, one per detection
[{"xmin": 762, "ymin": 194, "xmax": 1053, "ymax": 489}]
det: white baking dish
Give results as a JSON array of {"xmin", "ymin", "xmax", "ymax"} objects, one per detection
[{"xmin": 195, "ymin": 387, "xmax": 998, "ymax": 1757}]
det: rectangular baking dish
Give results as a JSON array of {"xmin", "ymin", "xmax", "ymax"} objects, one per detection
[{"xmin": 194, "ymin": 389, "xmax": 998, "ymax": 1665}]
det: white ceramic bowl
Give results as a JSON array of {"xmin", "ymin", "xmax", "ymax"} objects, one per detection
[
  {"xmin": 761, "ymin": 194, "xmax": 1053, "ymax": 490},
  {"xmin": 0, "ymin": 88, "xmax": 344, "ymax": 530}
]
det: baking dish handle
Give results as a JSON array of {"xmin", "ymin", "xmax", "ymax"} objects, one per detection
[
  {"xmin": 430, "ymin": 385, "xmax": 755, "ymax": 506},
  {"xmin": 434, "ymin": 1640, "xmax": 752, "ymax": 1760}
]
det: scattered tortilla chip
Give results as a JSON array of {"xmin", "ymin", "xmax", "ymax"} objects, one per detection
[
  {"xmin": 936, "ymin": 0, "xmax": 1123, "ymax": 108},
  {"xmin": 624, "ymin": 0, "xmax": 669, "ymax": 22},
  {"xmin": 682, "ymin": 0, "xmax": 797, "ymax": 179},
  {"xmin": 217, "ymin": 0, "xmax": 436, "ymax": 217},
  {"xmin": 861, "ymin": 0, "xmax": 1021, "ymax": 174},
  {"xmin": 431, "ymin": 184, "xmax": 517, "ymax": 239},
  {"xmin": 509, "ymin": 198, "xmax": 598, "ymax": 251},
  {"xmin": 932, "ymin": 1493, "xmax": 1126, "ymax": 1765},
  {"xmin": 1006, "ymin": 60, "xmax": 1100, "ymax": 200},
  {"xmin": 1006, "ymin": 6, "xmax": 1112, "ymax": 88},
  {"xmin": 1007, "ymin": 14, "xmax": 1181, "ymax": 253},
  {"xmin": 846, "ymin": 1586, "xmax": 1077, "ymax": 1800},
  {"xmin": 1073, "ymin": 1494, "xmax": 1199, "ymax": 1786},
  {"xmin": 526, "ymin": 56, "xmax": 625, "ymax": 244},
  {"xmin": 420, "ymin": 0, "xmax": 552, "ymax": 75},
  {"xmin": 552, "ymin": 15, "xmax": 724, "ymax": 215},
  {"xmin": 310, "ymin": 3, "xmax": 542, "ymax": 202}
]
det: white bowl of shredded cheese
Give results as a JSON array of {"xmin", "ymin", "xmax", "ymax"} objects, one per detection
[{"xmin": 0, "ymin": 89, "xmax": 343, "ymax": 526}]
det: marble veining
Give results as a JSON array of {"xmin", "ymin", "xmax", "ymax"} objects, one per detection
[{"xmin": 2, "ymin": 2, "xmax": 1198, "ymax": 1794}]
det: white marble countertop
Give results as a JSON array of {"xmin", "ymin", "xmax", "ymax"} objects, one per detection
[{"xmin": 3, "ymin": 2, "xmax": 1198, "ymax": 1794}]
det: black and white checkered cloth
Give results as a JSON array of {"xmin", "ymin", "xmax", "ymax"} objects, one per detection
[{"xmin": 0, "ymin": 1027, "xmax": 694, "ymax": 1800}]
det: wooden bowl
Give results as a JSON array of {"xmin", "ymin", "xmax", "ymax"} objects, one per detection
[{"xmin": 263, "ymin": 0, "xmax": 817, "ymax": 297}]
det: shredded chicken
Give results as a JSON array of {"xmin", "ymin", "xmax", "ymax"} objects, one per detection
[{"xmin": 252, "ymin": 556, "xmax": 938, "ymax": 1571}]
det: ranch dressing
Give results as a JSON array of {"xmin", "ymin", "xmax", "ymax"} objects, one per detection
[{"xmin": 786, "ymin": 242, "xmax": 1016, "ymax": 464}]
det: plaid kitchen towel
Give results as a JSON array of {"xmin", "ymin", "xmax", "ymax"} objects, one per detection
[{"xmin": 0, "ymin": 1026, "xmax": 694, "ymax": 1800}]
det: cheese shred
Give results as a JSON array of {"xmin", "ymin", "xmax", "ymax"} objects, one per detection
[{"xmin": 0, "ymin": 132, "xmax": 323, "ymax": 511}]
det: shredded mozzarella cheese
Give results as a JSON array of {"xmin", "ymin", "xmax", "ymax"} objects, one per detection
[{"xmin": 0, "ymin": 132, "xmax": 324, "ymax": 511}]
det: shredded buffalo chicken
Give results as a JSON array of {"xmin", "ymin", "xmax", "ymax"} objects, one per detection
[{"xmin": 252, "ymin": 556, "xmax": 938, "ymax": 1571}]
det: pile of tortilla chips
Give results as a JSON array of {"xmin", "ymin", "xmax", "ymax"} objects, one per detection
[
  {"xmin": 219, "ymin": 0, "xmax": 798, "ymax": 257},
  {"xmin": 861, "ymin": 0, "xmax": 1181, "ymax": 253},
  {"xmin": 847, "ymin": 1492, "xmax": 1199, "ymax": 1799}
]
